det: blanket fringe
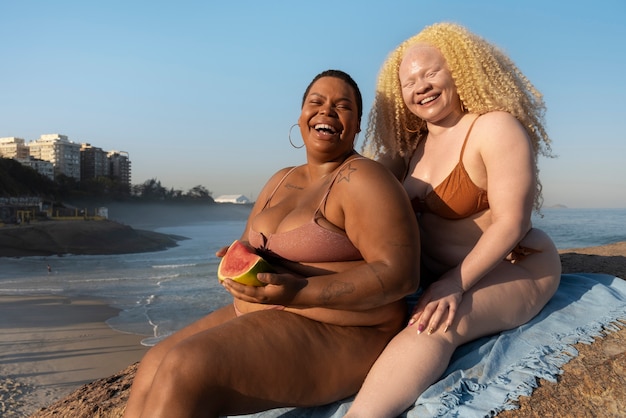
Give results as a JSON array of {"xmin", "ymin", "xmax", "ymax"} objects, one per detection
[{"xmin": 425, "ymin": 316, "xmax": 626, "ymax": 418}]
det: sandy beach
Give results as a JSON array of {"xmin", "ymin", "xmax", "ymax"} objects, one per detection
[
  {"xmin": 0, "ymin": 296, "xmax": 148, "ymax": 417},
  {"xmin": 0, "ymin": 219, "xmax": 179, "ymax": 416},
  {"xmin": 1, "ymin": 242, "xmax": 624, "ymax": 417}
]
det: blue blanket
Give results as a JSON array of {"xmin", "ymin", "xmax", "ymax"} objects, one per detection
[{"xmin": 231, "ymin": 274, "xmax": 626, "ymax": 418}]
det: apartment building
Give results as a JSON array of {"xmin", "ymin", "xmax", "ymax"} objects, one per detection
[
  {"xmin": 108, "ymin": 150, "xmax": 131, "ymax": 186},
  {"xmin": 1, "ymin": 137, "xmax": 55, "ymax": 180},
  {"xmin": 16, "ymin": 157, "xmax": 55, "ymax": 180},
  {"xmin": 0, "ymin": 137, "xmax": 30, "ymax": 159},
  {"xmin": 80, "ymin": 143, "xmax": 111, "ymax": 180},
  {"xmin": 28, "ymin": 134, "xmax": 81, "ymax": 180},
  {"xmin": 2, "ymin": 133, "xmax": 132, "ymax": 186}
]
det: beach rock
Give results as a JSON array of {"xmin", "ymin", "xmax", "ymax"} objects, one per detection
[
  {"xmin": 0, "ymin": 220, "xmax": 184, "ymax": 258},
  {"xmin": 27, "ymin": 243, "xmax": 626, "ymax": 418},
  {"xmin": 558, "ymin": 241, "xmax": 626, "ymax": 279},
  {"xmin": 29, "ymin": 364, "xmax": 137, "ymax": 418}
]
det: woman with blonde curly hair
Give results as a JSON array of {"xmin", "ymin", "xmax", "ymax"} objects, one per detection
[{"xmin": 345, "ymin": 23, "xmax": 562, "ymax": 417}]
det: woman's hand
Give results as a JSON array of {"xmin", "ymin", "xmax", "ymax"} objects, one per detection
[
  {"xmin": 215, "ymin": 246, "xmax": 229, "ymax": 258},
  {"xmin": 408, "ymin": 274, "xmax": 464, "ymax": 335},
  {"xmin": 221, "ymin": 272, "xmax": 307, "ymax": 306}
]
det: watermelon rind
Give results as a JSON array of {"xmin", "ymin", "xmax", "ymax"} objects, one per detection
[{"xmin": 217, "ymin": 240, "xmax": 273, "ymax": 286}]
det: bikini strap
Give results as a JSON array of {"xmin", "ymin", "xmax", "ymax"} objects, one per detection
[
  {"xmin": 401, "ymin": 153, "xmax": 413, "ymax": 182},
  {"xmin": 315, "ymin": 157, "xmax": 368, "ymax": 216},
  {"xmin": 262, "ymin": 166, "xmax": 299, "ymax": 210},
  {"xmin": 459, "ymin": 115, "xmax": 481, "ymax": 161}
]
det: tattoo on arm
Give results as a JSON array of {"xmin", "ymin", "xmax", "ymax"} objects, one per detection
[
  {"xmin": 318, "ymin": 265, "xmax": 387, "ymax": 306},
  {"xmin": 319, "ymin": 281, "xmax": 355, "ymax": 305},
  {"xmin": 336, "ymin": 162, "xmax": 358, "ymax": 184}
]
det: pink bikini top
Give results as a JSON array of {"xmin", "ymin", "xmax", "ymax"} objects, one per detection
[{"xmin": 248, "ymin": 159, "xmax": 364, "ymax": 263}]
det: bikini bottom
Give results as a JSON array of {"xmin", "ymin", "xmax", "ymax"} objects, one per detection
[{"xmin": 506, "ymin": 244, "xmax": 542, "ymax": 264}]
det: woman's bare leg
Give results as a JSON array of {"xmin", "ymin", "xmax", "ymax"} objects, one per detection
[
  {"xmin": 129, "ymin": 308, "xmax": 401, "ymax": 418},
  {"xmin": 346, "ymin": 248, "xmax": 561, "ymax": 418},
  {"xmin": 123, "ymin": 304, "xmax": 236, "ymax": 418}
]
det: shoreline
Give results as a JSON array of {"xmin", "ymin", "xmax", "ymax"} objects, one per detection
[
  {"xmin": 1, "ymin": 241, "xmax": 625, "ymax": 417},
  {"xmin": 0, "ymin": 295, "xmax": 149, "ymax": 417}
]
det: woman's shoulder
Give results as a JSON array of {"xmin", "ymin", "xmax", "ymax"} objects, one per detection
[
  {"xmin": 269, "ymin": 165, "xmax": 300, "ymax": 179},
  {"xmin": 258, "ymin": 165, "xmax": 299, "ymax": 194},
  {"xmin": 471, "ymin": 112, "xmax": 533, "ymax": 159},
  {"xmin": 475, "ymin": 111, "xmax": 524, "ymax": 130},
  {"xmin": 340, "ymin": 156, "xmax": 406, "ymax": 194},
  {"xmin": 473, "ymin": 112, "xmax": 528, "ymax": 143},
  {"xmin": 348, "ymin": 155, "xmax": 396, "ymax": 176},
  {"xmin": 473, "ymin": 110, "xmax": 517, "ymax": 124}
]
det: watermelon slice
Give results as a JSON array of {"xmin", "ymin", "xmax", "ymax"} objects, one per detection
[{"xmin": 217, "ymin": 240, "xmax": 273, "ymax": 286}]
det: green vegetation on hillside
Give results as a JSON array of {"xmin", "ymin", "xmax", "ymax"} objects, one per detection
[
  {"xmin": 0, "ymin": 158, "xmax": 58, "ymax": 198},
  {"xmin": 0, "ymin": 157, "xmax": 214, "ymax": 202}
]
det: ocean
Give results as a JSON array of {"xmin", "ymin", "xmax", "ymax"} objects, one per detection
[
  {"xmin": 1, "ymin": 205, "xmax": 625, "ymax": 346},
  {"xmin": 531, "ymin": 207, "xmax": 626, "ymax": 250}
]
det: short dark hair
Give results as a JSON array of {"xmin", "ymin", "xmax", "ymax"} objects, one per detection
[{"xmin": 301, "ymin": 69, "xmax": 363, "ymax": 122}]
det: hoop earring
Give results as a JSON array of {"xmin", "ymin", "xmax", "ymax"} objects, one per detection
[
  {"xmin": 405, "ymin": 119, "xmax": 421, "ymax": 134},
  {"xmin": 288, "ymin": 123, "xmax": 304, "ymax": 149}
]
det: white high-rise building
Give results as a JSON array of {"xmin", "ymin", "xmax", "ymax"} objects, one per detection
[
  {"xmin": 0, "ymin": 137, "xmax": 30, "ymax": 159},
  {"xmin": 28, "ymin": 134, "xmax": 81, "ymax": 180}
]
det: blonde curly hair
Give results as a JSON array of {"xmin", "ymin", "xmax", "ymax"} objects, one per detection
[{"xmin": 362, "ymin": 22, "xmax": 554, "ymax": 210}]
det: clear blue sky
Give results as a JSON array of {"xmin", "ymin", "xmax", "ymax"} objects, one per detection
[{"xmin": 2, "ymin": 0, "xmax": 625, "ymax": 208}]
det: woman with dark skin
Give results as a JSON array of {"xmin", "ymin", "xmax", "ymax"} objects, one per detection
[
  {"xmin": 345, "ymin": 23, "xmax": 562, "ymax": 417},
  {"xmin": 123, "ymin": 69, "xmax": 420, "ymax": 418}
]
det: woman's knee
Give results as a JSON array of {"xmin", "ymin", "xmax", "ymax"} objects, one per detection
[
  {"xmin": 157, "ymin": 339, "xmax": 214, "ymax": 384},
  {"xmin": 133, "ymin": 342, "xmax": 171, "ymax": 385},
  {"xmin": 149, "ymin": 337, "xmax": 258, "ymax": 416},
  {"xmin": 148, "ymin": 344, "xmax": 214, "ymax": 400}
]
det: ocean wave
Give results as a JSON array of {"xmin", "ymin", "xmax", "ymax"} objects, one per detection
[
  {"xmin": 152, "ymin": 263, "xmax": 197, "ymax": 269},
  {"xmin": 0, "ymin": 287, "xmax": 64, "ymax": 294},
  {"xmin": 65, "ymin": 277, "xmax": 132, "ymax": 284},
  {"xmin": 140, "ymin": 334, "xmax": 171, "ymax": 347}
]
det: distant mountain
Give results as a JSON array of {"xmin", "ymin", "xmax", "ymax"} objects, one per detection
[{"xmin": 547, "ymin": 204, "xmax": 568, "ymax": 209}]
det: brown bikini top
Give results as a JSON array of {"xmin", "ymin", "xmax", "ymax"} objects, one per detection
[{"xmin": 408, "ymin": 116, "xmax": 489, "ymax": 220}]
